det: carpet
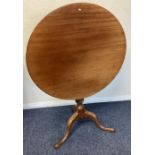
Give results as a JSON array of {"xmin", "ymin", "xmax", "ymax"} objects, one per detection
[{"xmin": 23, "ymin": 101, "xmax": 131, "ymax": 155}]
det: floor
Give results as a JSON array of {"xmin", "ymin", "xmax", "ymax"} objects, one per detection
[{"xmin": 23, "ymin": 101, "xmax": 131, "ymax": 155}]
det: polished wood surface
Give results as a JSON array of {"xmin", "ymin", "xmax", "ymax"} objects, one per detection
[{"xmin": 26, "ymin": 3, "xmax": 126, "ymax": 99}]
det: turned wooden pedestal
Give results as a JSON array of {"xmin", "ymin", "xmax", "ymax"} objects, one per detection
[
  {"xmin": 54, "ymin": 99, "xmax": 115, "ymax": 149},
  {"xmin": 26, "ymin": 3, "xmax": 126, "ymax": 149}
]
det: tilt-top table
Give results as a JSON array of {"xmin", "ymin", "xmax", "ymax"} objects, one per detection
[{"xmin": 26, "ymin": 3, "xmax": 126, "ymax": 149}]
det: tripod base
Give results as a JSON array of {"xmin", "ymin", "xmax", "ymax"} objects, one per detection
[{"xmin": 54, "ymin": 99, "xmax": 115, "ymax": 149}]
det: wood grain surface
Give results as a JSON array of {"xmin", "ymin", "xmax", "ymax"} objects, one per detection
[{"xmin": 26, "ymin": 3, "xmax": 126, "ymax": 100}]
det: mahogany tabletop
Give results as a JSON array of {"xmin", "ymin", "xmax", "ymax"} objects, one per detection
[{"xmin": 26, "ymin": 3, "xmax": 126, "ymax": 100}]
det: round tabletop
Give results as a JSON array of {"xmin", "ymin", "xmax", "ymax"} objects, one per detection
[{"xmin": 26, "ymin": 3, "xmax": 126, "ymax": 100}]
